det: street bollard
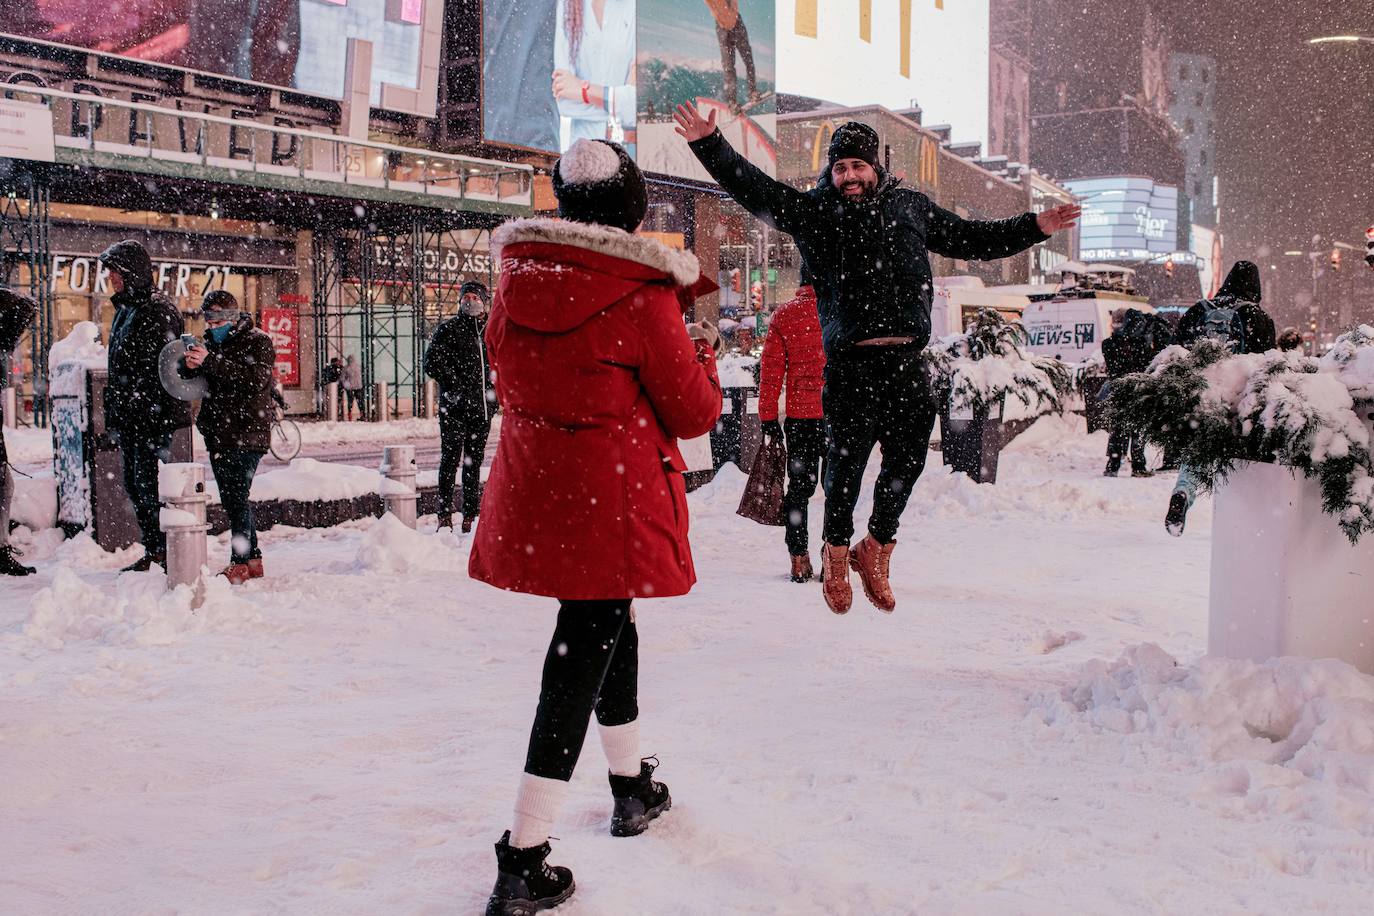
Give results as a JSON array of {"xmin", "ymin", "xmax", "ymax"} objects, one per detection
[
  {"xmin": 379, "ymin": 444, "xmax": 418, "ymax": 528},
  {"xmin": 159, "ymin": 463, "xmax": 210, "ymax": 607},
  {"xmin": 373, "ymin": 381, "xmax": 390, "ymax": 422},
  {"xmin": 423, "ymin": 379, "xmax": 438, "ymax": 419},
  {"xmin": 325, "ymin": 381, "xmax": 339, "ymax": 421},
  {"xmin": 2, "ymin": 387, "xmax": 15, "ymax": 428}
]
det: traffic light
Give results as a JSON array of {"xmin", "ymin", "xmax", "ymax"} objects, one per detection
[
  {"xmin": 1331, "ymin": 248, "xmax": 1341, "ymax": 271},
  {"xmin": 1365, "ymin": 226, "xmax": 1374, "ymax": 269}
]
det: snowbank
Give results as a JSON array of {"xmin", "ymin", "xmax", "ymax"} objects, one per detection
[
  {"xmin": 1037, "ymin": 644, "xmax": 1374, "ymax": 829},
  {"xmin": 10, "ymin": 471, "xmax": 57, "ymax": 530},
  {"xmin": 353, "ymin": 512, "xmax": 463, "ymax": 574},
  {"xmin": 3, "ymin": 427, "xmax": 54, "ymax": 466}
]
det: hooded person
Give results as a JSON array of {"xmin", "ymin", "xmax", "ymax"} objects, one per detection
[
  {"xmin": 675, "ymin": 105, "xmax": 1080, "ymax": 614},
  {"xmin": 757, "ymin": 266, "xmax": 828, "ymax": 581},
  {"xmin": 0, "ymin": 288, "xmax": 38, "ymax": 575},
  {"xmin": 423, "ymin": 278, "xmax": 497, "ymax": 532},
  {"xmin": 99, "ymin": 239, "xmax": 193, "ymax": 572},
  {"xmin": 180, "ymin": 290, "xmax": 276, "ymax": 583},
  {"xmin": 469, "ymin": 139, "xmax": 721, "ymax": 915},
  {"xmin": 1165, "ymin": 261, "xmax": 1277, "ymax": 536}
]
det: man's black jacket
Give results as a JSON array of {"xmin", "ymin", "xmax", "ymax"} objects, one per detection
[
  {"xmin": 689, "ymin": 129, "xmax": 1048, "ymax": 357},
  {"xmin": 182, "ymin": 315, "xmax": 276, "ymax": 454},
  {"xmin": 423, "ymin": 314, "xmax": 496, "ymax": 423}
]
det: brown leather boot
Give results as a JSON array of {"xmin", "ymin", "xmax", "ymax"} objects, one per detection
[
  {"xmin": 246, "ymin": 558, "xmax": 265, "ymax": 579},
  {"xmin": 789, "ymin": 554, "xmax": 814, "ymax": 583},
  {"xmin": 850, "ymin": 535, "xmax": 896, "ymax": 613},
  {"xmin": 221, "ymin": 563, "xmax": 252, "ymax": 586},
  {"xmin": 820, "ymin": 543, "xmax": 852, "ymax": 614}
]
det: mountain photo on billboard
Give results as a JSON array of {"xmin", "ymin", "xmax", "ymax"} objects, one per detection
[{"xmin": 637, "ymin": 0, "xmax": 776, "ymax": 180}]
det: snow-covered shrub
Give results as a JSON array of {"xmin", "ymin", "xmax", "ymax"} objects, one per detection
[{"xmin": 924, "ymin": 309, "xmax": 1073, "ymax": 417}]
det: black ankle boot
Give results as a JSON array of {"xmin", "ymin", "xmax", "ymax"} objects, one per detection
[
  {"xmin": 0, "ymin": 545, "xmax": 35, "ymax": 576},
  {"xmin": 485, "ymin": 830, "xmax": 574, "ymax": 916},
  {"xmin": 608, "ymin": 757, "xmax": 671, "ymax": 837}
]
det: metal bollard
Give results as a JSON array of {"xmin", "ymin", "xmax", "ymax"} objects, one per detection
[
  {"xmin": 159, "ymin": 463, "xmax": 210, "ymax": 607},
  {"xmin": 379, "ymin": 444, "xmax": 418, "ymax": 528},
  {"xmin": 2, "ymin": 388, "xmax": 15, "ymax": 428},
  {"xmin": 423, "ymin": 379, "xmax": 438, "ymax": 419},
  {"xmin": 373, "ymin": 381, "xmax": 390, "ymax": 422},
  {"xmin": 325, "ymin": 381, "xmax": 339, "ymax": 421}
]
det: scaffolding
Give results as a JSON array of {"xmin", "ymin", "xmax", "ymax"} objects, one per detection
[
  {"xmin": 310, "ymin": 217, "xmax": 495, "ymax": 420},
  {"xmin": 0, "ymin": 166, "xmax": 53, "ymax": 427}
]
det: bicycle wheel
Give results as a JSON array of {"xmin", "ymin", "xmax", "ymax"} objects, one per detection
[{"xmin": 270, "ymin": 418, "xmax": 303, "ymax": 461}]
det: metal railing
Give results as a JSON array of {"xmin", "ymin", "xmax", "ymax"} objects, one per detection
[{"xmin": 3, "ymin": 85, "xmax": 534, "ymax": 208}]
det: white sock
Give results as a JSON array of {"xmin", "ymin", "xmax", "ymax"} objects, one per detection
[
  {"xmin": 598, "ymin": 720, "xmax": 642, "ymax": 777},
  {"xmin": 509, "ymin": 773, "xmax": 567, "ymax": 849}
]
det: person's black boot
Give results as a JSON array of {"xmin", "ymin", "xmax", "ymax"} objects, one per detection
[
  {"xmin": 608, "ymin": 757, "xmax": 671, "ymax": 837},
  {"xmin": 1165, "ymin": 490, "xmax": 1190, "ymax": 537},
  {"xmin": 485, "ymin": 831, "xmax": 574, "ymax": 916},
  {"xmin": 120, "ymin": 551, "xmax": 165, "ymax": 573},
  {"xmin": 1103, "ymin": 460, "xmax": 1121, "ymax": 477},
  {"xmin": 0, "ymin": 545, "xmax": 35, "ymax": 576}
]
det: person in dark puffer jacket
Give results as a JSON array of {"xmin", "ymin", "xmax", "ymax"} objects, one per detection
[
  {"xmin": 181, "ymin": 290, "xmax": 275, "ymax": 584},
  {"xmin": 100, "ymin": 239, "xmax": 193, "ymax": 572},
  {"xmin": 0, "ymin": 288, "xmax": 38, "ymax": 576},
  {"xmin": 676, "ymin": 104, "xmax": 1080, "ymax": 614}
]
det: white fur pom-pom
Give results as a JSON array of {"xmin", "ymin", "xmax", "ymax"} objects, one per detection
[{"xmin": 557, "ymin": 139, "xmax": 622, "ymax": 185}]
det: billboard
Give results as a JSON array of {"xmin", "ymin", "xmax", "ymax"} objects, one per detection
[
  {"xmin": 636, "ymin": 0, "xmax": 776, "ymax": 180},
  {"xmin": 483, "ymin": 0, "xmax": 638, "ymax": 156},
  {"xmin": 1065, "ymin": 177, "xmax": 1180, "ymax": 262},
  {"xmin": 778, "ymin": 0, "xmax": 990, "ymax": 151},
  {"xmin": 0, "ymin": 0, "xmax": 431, "ymax": 110}
]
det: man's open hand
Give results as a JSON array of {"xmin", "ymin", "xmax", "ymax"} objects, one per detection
[
  {"xmin": 673, "ymin": 101, "xmax": 718, "ymax": 143},
  {"xmin": 1037, "ymin": 203, "xmax": 1082, "ymax": 235}
]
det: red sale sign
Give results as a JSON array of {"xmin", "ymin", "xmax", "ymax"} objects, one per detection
[{"xmin": 260, "ymin": 306, "xmax": 301, "ymax": 387}]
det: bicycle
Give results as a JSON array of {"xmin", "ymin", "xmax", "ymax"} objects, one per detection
[{"xmin": 269, "ymin": 406, "xmax": 303, "ymax": 461}]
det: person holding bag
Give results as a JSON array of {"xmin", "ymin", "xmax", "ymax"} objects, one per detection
[
  {"xmin": 757, "ymin": 270, "xmax": 827, "ymax": 582},
  {"xmin": 468, "ymin": 139, "xmax": 721, "ymax": 914}
]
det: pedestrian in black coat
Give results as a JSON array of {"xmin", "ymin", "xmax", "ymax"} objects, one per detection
[
  {"xmin": 424, "ymin": 280, "xmax": 497, "ymax": 531},
  {"xmin": 181, "ymin": 290, "xmax": 274, "ymax": 582},
  {"xmin": 1101, "ymin": 309, "xmax": 1171, "ymax": 477},
  {"xmin": 675, "ymin": 104, "xmax": 1080, "ymax": 613},
  {"xmin": 99, "ymin": 239, "xmax": 193, "ymax": 571},
  {"xmin": 1175, "ymin": 261, "xmax": 1276, "ymax": 354},
  {"xmin": 0, "ymin": 288, "xmax": 38, "ymax": 576}
]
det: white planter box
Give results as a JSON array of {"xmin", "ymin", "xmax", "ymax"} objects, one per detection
[{"xmin": 1209, "ymin": 447, "xmax": 1374, "ymax": 674}]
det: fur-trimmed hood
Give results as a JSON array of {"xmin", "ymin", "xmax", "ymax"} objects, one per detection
[{"xmin": 492, "ymin": 218, "xmax": 702, "ymax": 334}]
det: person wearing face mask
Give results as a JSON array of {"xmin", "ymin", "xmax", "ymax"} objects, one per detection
[
  {"xmin": 675, "ymin": 104, "xmax": 1080, "ymax": 615},
  {"xmin": 424, "ymin": 280, "xmax": 498, "ymax": 533},
  {"xmin": 99, "ymin": 239, "xmax": 193, "ymax": 572},
  {"xmin": 181, "ymin": 290, "xmax": 276, "ymax": 584}
]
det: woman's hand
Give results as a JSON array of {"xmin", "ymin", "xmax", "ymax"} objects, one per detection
[
  {"xmin": 552, "ymin": 68, "xmax": 584, "ymax": 102},
  {"xmin": 673, "ymin": 101, "xmax": 717, "ymax": 143}
]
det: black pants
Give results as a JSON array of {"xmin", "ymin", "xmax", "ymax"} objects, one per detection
[
  {"xmin": 209, "ymin": 449, "xmax": 264, "ymax": 564},
  {"xmin": 716, "ymin": 19, "xmax": 757, "ymax": 106},
  {"xmin": 1106, "ymin": 427, "xmax": 1147, "ymax": 473},
  {"xmin": 119, "ymin": 429, "xmax": 174, "ymax": 557},
  {"xmin": 822, "ymin": 347, "xmax": 937, "ymax": 546},
  {"xmin": 524, "ymin": 599, "xmax": 638, "ymax": 782},
  {"xmin": 437, "ymin": 403, "xmax": 491, "ymax": 517},
  {"xmin": 783, "ymin": 418, "xmax": 827, "ymax": 556},
  {"xmin": 344, "ymin": 388, "xmax": 362, "ymax": 416}
]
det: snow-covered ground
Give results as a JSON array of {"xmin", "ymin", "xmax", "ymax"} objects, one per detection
[{"xmin": 4, "ymin": 416, "xmax": 1374, "ymax": 914}]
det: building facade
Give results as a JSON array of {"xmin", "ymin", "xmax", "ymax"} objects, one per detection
[{"xmin": 1168, "ymin": 52, "xmax": 1219, "ymax": 229}]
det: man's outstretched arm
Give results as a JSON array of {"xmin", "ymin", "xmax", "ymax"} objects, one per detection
[
  {"xmin": 676, "ymin": 102, "xmax": 816, "ymax": 237},
  {"xmin": 925, "ymin": 199, "xmax": 1081, "ymax": 262}
]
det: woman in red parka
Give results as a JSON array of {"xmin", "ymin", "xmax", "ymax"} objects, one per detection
[{"xmin": 471, "ymin": 139, "xmax": 722, "ymax": 915}]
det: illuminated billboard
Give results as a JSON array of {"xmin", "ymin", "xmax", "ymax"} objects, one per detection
[
  {"xmin": 636, "ymin": 0, "xmax": 776, "ymax": 179},
  {"xmin": 777, "ymin": 0, "xmax": 990, "ymax": 151},
  {"xmin": 483, "ymin": 0, "xmax": 638, "ymax": 156},
  {"xmin": 1064, "ymin": 176, "xmax": 1180, "ymax": 262},
  {"xmin": 0, "ymin": 0, "xmax": 435, "ymax": 113}
]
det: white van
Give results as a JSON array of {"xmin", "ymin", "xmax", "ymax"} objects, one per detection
[{"xmin": 1020, "ymin": 290, "xmax": 1153, "ymax": 363}]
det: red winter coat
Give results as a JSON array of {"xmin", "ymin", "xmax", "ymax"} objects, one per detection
[
  {"xmin": 758, "ymin": 285, "xmax": 826, "ymax": 421},
  {"xmin": 469, "ymin": 219, "xmax": 723, "ymax": 600}
]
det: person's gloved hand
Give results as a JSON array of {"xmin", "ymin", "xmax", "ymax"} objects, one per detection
[
  {"xmin": 686, "ymin": 320, "xmax": 723, "ymax": 359},
  {"xmin": 761, "ymin": 419, "xmax": 783, "ymax": 441}
]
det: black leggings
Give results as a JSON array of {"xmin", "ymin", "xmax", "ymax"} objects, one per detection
[{"xmin": 524, "ymin": 599, "xmax": 639, "ymax": 782}]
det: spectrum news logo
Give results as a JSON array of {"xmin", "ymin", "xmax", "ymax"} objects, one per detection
[{"xmin": 1026, "ymin": 322, "xmax": 1097, "ymax": 350}]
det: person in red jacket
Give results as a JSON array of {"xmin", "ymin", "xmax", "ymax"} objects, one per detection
[
  {"xmin": 758, "ymin": 271, "xmax": 827, "ymax": 583},
  {"xmin": 469, "ymin": 139, "xmax": 722, "ymax": 915}
]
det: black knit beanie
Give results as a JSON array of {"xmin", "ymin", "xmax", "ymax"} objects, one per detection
[
  {"xmin": 552, "ymin": 140, "xmax": 648, "ymax": 233},
  {"xmin": 827, "ymin": 121, "xmax": 881, "ymax": 170}
]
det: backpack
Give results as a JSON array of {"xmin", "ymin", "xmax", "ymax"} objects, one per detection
[{"xmin": 1200, "ymin": 301, "xmax": 1248, "ymax": 353}]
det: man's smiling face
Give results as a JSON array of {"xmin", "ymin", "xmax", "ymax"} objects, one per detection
[{"xmin": 831, "ymin": 158, "xmax": 878, "ymax": 198}]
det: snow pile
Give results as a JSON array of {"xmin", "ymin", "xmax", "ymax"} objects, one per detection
[
  {"xmin": 3, "ymin": 426, "xmax": 55, "ymax": 466},
  {"xmin": 1321, "ymin": 324, "xmax": 1374, "ymax": 402},
  {"xmin": 203, "ymin": 458, "xmax": 384, "ymax": 504},
  {"xmin": 353, "ymin": 512, "xmax": 462, "ymax": 574},
  {"xmin": 1037, "ymin": 644, "xmax": 1374, "ymax": 819},
  {"xmin": 46, "ymin": 321, "xmax": 107, "ymax": 378},
  {"xmin": 10, "ymin": 470, "xmax": 57, "ymax": 530},
  {"xmin": 16, "ymin": 566, "xmax": 260, "ymax": 651},
  {"xmin": 717, "ymin": 354, "xmax": 757, "ymax": 388}
]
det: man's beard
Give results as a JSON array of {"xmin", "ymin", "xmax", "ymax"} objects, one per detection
[{"xmin": 840, "ymin": 180, "xmax": 877, "ymax": 199}]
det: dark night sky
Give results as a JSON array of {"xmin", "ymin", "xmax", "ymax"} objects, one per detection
[{"xmin": 1167, "ymin": 0, "xmax": 1374, "ymax": 255}]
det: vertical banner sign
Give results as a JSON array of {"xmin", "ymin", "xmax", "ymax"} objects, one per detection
[{"xmin": 261, "ymin": 307, "xmax": 301, "ymax": 388}]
